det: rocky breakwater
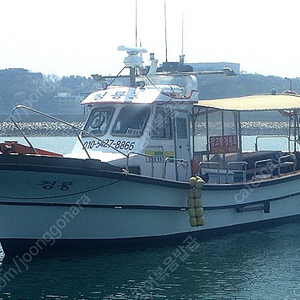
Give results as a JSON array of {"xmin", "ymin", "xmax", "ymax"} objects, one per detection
[
  {"xmin": 241, "ymin": 121, "xmax": 289, "ymax": 136},
  {"xmin": 0, "ymin": 121, "xmax": 85, "ymax": 137},
  {"xmin": 1, "ymin": 120, "xmax": 290, "ymax": 137},
  {"xmin": 196, "ymin": 121, "xmax": 289, "ymax": 136}
]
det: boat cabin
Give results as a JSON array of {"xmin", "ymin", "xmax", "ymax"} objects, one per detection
[
  {"xmin": 70, "ymin": 48, "xmax": 300, "ymax": 184},
  {"xmin": 74, "ymin": 83, "xmax": 197, "ymax": 182}
]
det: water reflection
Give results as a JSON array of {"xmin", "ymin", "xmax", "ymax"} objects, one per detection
[{"xmin": 0, "ymin": 223, "xmax": 300, "ymax": 299}]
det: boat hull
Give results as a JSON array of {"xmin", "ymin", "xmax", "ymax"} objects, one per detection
[
  {"xmin": 2, "ymin": 213, "xmax": 300, "ymax": 256},
  {"xmin": 1, "ymin": 154, "xmax": 300, "ymax": 255}
]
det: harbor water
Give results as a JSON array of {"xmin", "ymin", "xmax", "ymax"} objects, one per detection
[
  {"xmin": 1, "ymin": 224, "xmax": 300, "ymax": 299},
  {"xmin": 0, "ymin": 136, "xmax": 299, "ymax": 299}
]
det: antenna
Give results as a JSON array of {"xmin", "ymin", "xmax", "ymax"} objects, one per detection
[
  {"xmin": 135, "ymin": 0, "xmax": 138, "ymax": 47},
  {"xmin": 164, "ymin": 0, "xmax": 168, "ymax": 62},
  {"xmin": 181, "ymin": 13, "xmax": 184, "ymax": 56},
  {"xmin": 181, "ymin": 12, "xmax": 184, "ymax": 57},
  {"xmin": 179, "ymin": 12, "xmax": 185, "ymax": 64}
]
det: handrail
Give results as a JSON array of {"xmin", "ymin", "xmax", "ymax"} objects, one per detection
[
  {"xmin": 126, "ymin": 151, "xmax": 154, "ymax": 177},
  {"xmin": 254, "ymin": 158, "xmax": 273, "ymax": 178},
  {"xmin": 163, "ymin": 157, "xmax": 189, "ymax": 180},
  {"xmin": 255, "ymin": 135, "xmax": 290, "ymax": 152},
  {"xmin": 126, "ymin": 153, "xmax": 188, "ymax": 179},
  {"xmin": 227, "ymin": 161, "xmax": 248, "ymax": 170},
  {"xmin": 278, "ymin": 153, "xmax": 296, "ymax": 175},
  {"xmin": 10, "ymin": 105, "xmax": 127, "ymax": 159},
  {"xmin": 226, "ymin": 161, "xmax": 248, "ymax": 182},
  {"xmin": 199, "ymin": 161, "xmax": 219, "ymax": 168}
]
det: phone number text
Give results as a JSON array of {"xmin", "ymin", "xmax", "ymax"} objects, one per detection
[{"xmin": 83, "ymin": 139, "xmax": 135, "ymax": 150}]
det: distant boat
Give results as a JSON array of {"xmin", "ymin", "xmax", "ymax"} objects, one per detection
[{"xmin": 0, "ymin": 46, "xmax": 300, "ymax": 256}]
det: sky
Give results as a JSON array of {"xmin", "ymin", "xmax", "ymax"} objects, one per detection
[{"xmin": 0, "ymin": 0, "xmax": 300, "ymax": 78}]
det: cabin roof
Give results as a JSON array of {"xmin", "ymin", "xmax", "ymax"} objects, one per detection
[
  {"xmin": 195, "ymin": 94, "xmax": 300, "ymax": 111},
  {"xmin": 81, "ymin": 85, "xmax": 197, "ymax": 105},
  {"xmin": 81, "ymin": 86, "xmax": 159, "ymax": 105}
]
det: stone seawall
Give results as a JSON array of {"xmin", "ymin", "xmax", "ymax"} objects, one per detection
[
  {"xmin": 0, "ymin": 121, "xmax": 290, "ymax": 137},
  {"xmin": 196, "ymin": 121, "xmax": 289, "ymax": 136},
  {"xmin": 0, "ymin": 122, "xmax": 85, "ymax": 137}
]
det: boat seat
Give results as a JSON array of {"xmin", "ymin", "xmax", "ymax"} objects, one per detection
[{"xmin": 241, "ymin": 151, "xmax": 283, "ymax": 170}]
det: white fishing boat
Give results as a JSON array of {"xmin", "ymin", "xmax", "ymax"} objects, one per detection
[{"xmin": 1, "ymin": 46, "xmax": 300, "ymax": 256}]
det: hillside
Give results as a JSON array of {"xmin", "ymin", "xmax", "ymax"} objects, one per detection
[
  {"xmin": 197, "ymin": 73, "xmax": 298, "ymax": 99},
  {"xmin": 0, "ymin": 68, "xmax": 100, "ymax": 116},
  {"xmin": 0, "ymin": 68, "xmax": 298, "ymax": 117}
]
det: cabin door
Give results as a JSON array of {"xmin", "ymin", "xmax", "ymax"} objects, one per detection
[{"xmin": 174, "ymin": 110, "xmax": 191, "ymax": 181}]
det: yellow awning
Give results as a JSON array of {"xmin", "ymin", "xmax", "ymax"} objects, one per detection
[{"xmin": 195, "ymin": 94, "xmax": 300, "ymax": 111}]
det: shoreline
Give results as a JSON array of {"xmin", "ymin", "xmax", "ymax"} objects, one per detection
[
  {"xmin": 0, "ymin": 121, "xmax": 289, "ymax": 137},
  {"xmin": 0, "ymin": 122, "xmax": 85, "ymax": 137}
]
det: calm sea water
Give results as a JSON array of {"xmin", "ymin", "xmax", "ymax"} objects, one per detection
[
  {"xmin": 1, "ymin": 224, "xmax": 300, "ymax": 299},
  {"xmin": 0, "ymin": 136, "xmax": 300, "ymax": 299}
]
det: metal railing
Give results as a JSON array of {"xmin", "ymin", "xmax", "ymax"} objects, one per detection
[
  {"xmin": 254, "ymin": 158, "xmax": 274, "ymax": 179},
  {"xmin": 253, "ymin": 154, "xmax": 296, "ymax": 179},
  {"xmin": 226, "ymin": 161, "xmax": 248, "ymax": 182},
  {"xmin": 163, "ymin": 157, "xmax": 189, "ymax": 180},
  {"xmin": 278, "ymin": 153, "xmax": 296, "ymax": 175},
  {"xmin": 126, "ymin": 151, "xmax": 154, "ymax": 177},
  {"xmin": 255, "ymin": 135, "xmax": 290, "ymax": 152},
  {"xmin": 11, "ymin": 105, "xmax": 127, "ymax": 159}
]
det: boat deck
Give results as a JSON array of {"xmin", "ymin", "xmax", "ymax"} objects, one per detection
[{"xmin": 199, "ymin": 150, "xmax": 299, "ymax": 183}]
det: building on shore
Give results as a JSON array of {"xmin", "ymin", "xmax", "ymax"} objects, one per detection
[
  {"xmin": 187, "ymin": 62, "xmax": 240, "ymax": 75},
  {"xmin": 53, "ymin": 93, "xmax": 84, "ymax": 115}
]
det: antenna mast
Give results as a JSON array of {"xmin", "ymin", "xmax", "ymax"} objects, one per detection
[
  {"xmin": 181, "ymin": 12, "xmax": 184, "ymax": 56},
  {"xmin": 164, "ymin": 0, "xmax": 168, "ymax": 62},
  {"xmin": 180, "ymin": 12, "xmax": 185, "ymax": 64},
  {"xmin": 135, "ymin": 0, "xmax": 138, "ymax": 47}
]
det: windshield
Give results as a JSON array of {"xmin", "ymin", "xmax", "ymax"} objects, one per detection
[
  {"xmin": 83, "ymin": 107, "xmax": 114, "ymax": 136},
  {"xmin": 112, "ymin": 106, "xmax": 150, "ymax": 137}
]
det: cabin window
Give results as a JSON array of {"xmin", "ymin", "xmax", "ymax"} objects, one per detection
[
  {"xmin": 176, "ymin": 117, "xmax": 188, "ymax": 139},
  {"xmin": 150, "ymin": 107, "xmax": 172, "ymax": 139},
  {"xmin": 83, "ymin": 107, "xmax": 114, "ymax": 136},
  {"xmin": 112, "ymin": 106, "xmax": 150, "ymax": 137}
]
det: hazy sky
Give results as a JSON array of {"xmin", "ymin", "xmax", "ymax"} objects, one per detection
[{"xmin": 0, "ymin": 0, "xmax": 299, "ymax": 78}]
